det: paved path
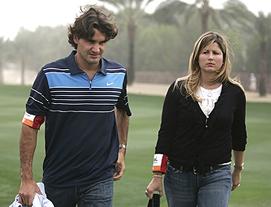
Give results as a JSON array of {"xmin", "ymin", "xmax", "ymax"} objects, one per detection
[{"xmin": 128, "ymin": 83, "xmax": 271, "ymax": 103}]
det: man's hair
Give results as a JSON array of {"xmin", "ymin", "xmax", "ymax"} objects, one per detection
[{"xmin": 68, "ymin": 5, "xmax": 118, "ymax": 49}]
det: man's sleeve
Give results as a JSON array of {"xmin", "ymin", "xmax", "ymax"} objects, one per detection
[
  {"xmin": 116, "ymin": 73, "xmax": 132, "ymax": 116},
  {"xmin": 22, "ymin": 70, "xmax": 50, "ymax": 129}
]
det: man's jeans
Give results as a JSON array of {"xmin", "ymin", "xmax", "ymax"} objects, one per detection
[
  {"xmin": 164, "ymin": 164, "xmax": 232, "ymax": 207},
  {"xmin": 45, "ymin": 178, "xmax": 113, "ymax": 207}
]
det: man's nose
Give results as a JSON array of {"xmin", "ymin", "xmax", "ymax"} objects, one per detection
[{"xmin": 91, "ymin": 44, "xmax": 100, "ymax": 52}]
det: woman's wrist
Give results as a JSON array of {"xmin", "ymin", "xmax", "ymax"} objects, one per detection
[
  {"xmin": 152, "ymin": 174, "xmax": 163, "ymax": 179},
  {"xmin": 234, "ymin": 163, "xmax": 244, "ymax": 171},
  {"xmin": 152, "ymin": 172, "xmax": 163, "ymax": 179}
]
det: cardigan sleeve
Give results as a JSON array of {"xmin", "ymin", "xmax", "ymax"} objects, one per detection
[
  {"xmin": 155, "ymin": 82, "xmax": 178, "ymax": 155},
  {"xmin": 231, "ymin": 87, "xmax": 247, "ymax": 151}
]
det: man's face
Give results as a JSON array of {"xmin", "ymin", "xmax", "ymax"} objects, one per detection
[{"xmin": 74, "ymin": 29, "xmax": 107, "ymax": 69}]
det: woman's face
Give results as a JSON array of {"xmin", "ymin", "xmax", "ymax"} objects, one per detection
[{"xmin": 198, "ymin": 42, "xmax": 224, "ymax": 74}]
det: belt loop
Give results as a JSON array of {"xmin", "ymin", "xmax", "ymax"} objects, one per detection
[
  {"xmin": 193, "ymin": 166, "xmax": 197, "ymax": 175},
  {"xmin": 210, "ymin": 166, "xmax": 213, "ymax": 171}
]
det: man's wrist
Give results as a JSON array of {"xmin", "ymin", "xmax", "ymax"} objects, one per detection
[
  {"xmin": 119, "ymin": 144, "xmax": 127, "ymax": 156},
  {"xmin": 119, "ymin": 144, "xmax": 127, "ymax": 150},
  {"xmin": 20, "ymin": 170, "xmax": 33, "ymax": 180}
]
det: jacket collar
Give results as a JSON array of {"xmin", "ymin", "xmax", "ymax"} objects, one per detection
[{"xmin": 67, "ymin": 50, "xmax": 107, "ymax": 76}]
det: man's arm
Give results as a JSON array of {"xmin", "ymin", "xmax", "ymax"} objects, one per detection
[
  {"xmin": 113, "ymin": 107, "xmax": 129, "ymax": 180},
  {"xmin": 19, "ymin": 124, "xmax": 40, "ymax": 206}
]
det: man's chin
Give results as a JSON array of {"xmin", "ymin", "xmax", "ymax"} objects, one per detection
[{"xmin": 88, "ymin": 58, "xmax": 100, "ymax": 65}]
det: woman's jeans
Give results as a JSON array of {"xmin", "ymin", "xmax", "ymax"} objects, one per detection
[
  {"xmin": 164, "ymin": 164, "xmax": 232, "ymax": 207},
  {"xmin": 45, "ymin": 178, "xmax": 113, "ymax": 207}
]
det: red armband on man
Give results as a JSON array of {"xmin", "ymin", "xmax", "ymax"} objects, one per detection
[
  {"xmin": 152, "ymin": 154, "xmax": 168, "ymax": 174},
  {"xmin": 22, "ymin": 112, "xmax": 45, "ymax": 129}
]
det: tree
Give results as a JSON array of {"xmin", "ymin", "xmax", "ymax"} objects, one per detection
[
  {"xmin": 153, "ymin": 0, "xmax": 217, "ymax": 33},
  {"xmin": 246, "ymin": 12, "xmax": 271, "ymax": 96},
  {"xmin": 29, "ymin": 26, "xmax": 70, "ymax": 70},
  {"xmin": 256, "ymin": 13, "xmax": 270, "ymax": 96},
  {"xmin": 153, "ymin": 0, "xmax": 252, "ymax": 34},
  {"xmin": 0, "ymin": 38, "xmax": 4, "ymax": 84},
  {"xmin": 98, "ymin": 0, "xmax": 158, "ymax": 84},
  {"xmin": 14, "ymin": 28, "xmax": 34, "ymax": 85},
  {"xmin": 136, "ymin": 24, "xmax": 184, "ymax": 71},
  {"xmin": 10, "ymin": 26, "xmax": 70, "ymax": 85}
]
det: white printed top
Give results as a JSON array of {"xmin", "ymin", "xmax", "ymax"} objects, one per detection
[{"xmin": 196, "ymin": 85, "xmax": 222, "ymax": 117}]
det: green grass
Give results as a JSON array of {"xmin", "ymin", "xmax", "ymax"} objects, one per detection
[{"xmin": 1, "ymin": 85, "xmax": 271, "ymax": 207}]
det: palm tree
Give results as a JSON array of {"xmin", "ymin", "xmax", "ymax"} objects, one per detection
[
  {"xmin": 14, "ymin": 28, "xmax": 33, "ymax": 85},
  {"xmin": 153, "ymin": 0, "xmax": 215, "ymax": 33},
  {"xmin": 253, "ymin": 12, "xmax": 271, "ymax": 96},
  {"xmin": 153, "ymin": 0, "xmax": 252, "ymax": 34},
  {"xmin": 194, "ymin": 0, "xmax": 212, "ymax": 33},
  {"xmin": 0, "ymin": 38, "xmax": 4, "ymax": 84},
  {"xmin": 98, "ymin": 0, "xmax": 158, "ymax": 84}
]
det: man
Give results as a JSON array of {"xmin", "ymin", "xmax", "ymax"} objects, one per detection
[{"xmin": 18, "ymin": 5, "xmax": 131, "ymax": 207}]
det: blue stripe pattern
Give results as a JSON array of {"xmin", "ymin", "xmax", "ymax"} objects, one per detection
[
  {"xmin": 43, "ymin": 68, "xmax": 125, "ymax": 113},
  {"xmin": 46, "ymin": 72, "xmax": 90, "ymax": 88},
  {"xmin": 28, "ymin": 58, "xmax": 128, "ymax": 114}
]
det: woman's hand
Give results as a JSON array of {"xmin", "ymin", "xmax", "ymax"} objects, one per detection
[
  {"xmin": 231, "ymin": 167, "xmax": 242, "ymax": 191},
  {"xmin": 145, "ymin": 174, "xmax": 164, "ymax": 199}
]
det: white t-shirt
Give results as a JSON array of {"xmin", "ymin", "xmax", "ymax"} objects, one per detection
[
  {"xmin": 196, "ymin": 85, "xmax": 222, "ymax": 117},
  {"xmin": 9, "ymin": 182, "xmax": 54, "ymax": 207}
]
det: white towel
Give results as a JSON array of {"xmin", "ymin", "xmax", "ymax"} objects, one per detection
[{"xmin": 9, "ymin": 182, "xmax": 54, "ymax": 207}]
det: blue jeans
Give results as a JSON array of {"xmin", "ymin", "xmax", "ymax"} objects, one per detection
[
  {"xmin": 164, "ymin": 164, "xmax": 232, "ymax": 207},
  {"xmin": 45, "ymin": 178, "xmax": 113, "ymax": 207}
]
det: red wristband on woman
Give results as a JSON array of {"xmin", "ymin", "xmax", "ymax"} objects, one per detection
[{"xmin": 152, "ymin": 154, "xmax": 168, "ymax": 174}]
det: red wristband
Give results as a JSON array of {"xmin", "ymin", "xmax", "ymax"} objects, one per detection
[
  {"xmin": 22, "ymin": 112, "xmax": 44, "ymax": 129},
  {"xmin": 152, "ymin": 154, "xmax": 168, "ymax": 174}
]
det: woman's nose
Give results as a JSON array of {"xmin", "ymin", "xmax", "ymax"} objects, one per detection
[{"xmin": 208, "ymin": 53, "xmax": 214, "ymax": 59}]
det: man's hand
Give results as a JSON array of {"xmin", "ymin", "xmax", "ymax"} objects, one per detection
[
  {"xmin": 19, "ymin": 179, "xmax": 41, "ymax": 206},
  {"xmin": 113, "ymin": 148, "xmax": 126, "ymax": 180}
]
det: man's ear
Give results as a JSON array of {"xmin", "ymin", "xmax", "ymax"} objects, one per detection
[{"xmin": 73, "ymin": 35, "xmax": 79, "ymax": 44}]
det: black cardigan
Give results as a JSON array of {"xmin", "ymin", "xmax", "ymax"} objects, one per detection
[{"xmin": 155, "ymin": 80, "xmax": 247, "ymax": 166}]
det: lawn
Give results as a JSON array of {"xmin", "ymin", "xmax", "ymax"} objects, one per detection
[{"xmin": 0, "ymin": 85, "xmax": 270, "ymax": 207}]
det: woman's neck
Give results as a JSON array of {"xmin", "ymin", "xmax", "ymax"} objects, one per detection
[
  {"xmin": 200, "ymin": 78, "xmax": 221, "ymax": 90},
  {"xmin": 200, "ymin": 72, "xmax": 221, "ymax": 89}
]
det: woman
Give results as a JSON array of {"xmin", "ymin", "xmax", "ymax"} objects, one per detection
[{"xmin": 145, "ymin": 31, "xmax": 247, "ymax": 207}]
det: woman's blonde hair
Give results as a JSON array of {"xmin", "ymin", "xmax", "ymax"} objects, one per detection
[{"xmin": 176, "ymin": 31, "xmax": 242, "ymax": 101}]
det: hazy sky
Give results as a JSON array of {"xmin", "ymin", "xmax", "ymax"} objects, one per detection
[{"xmin": 1, "ymin": 0, "xmax": 270, "ymax": 40}]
